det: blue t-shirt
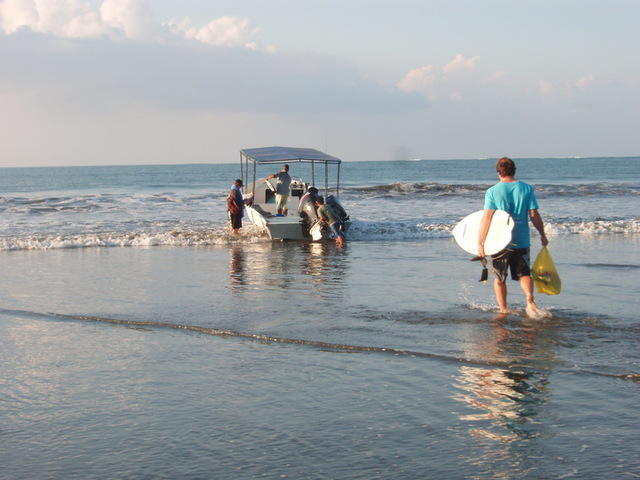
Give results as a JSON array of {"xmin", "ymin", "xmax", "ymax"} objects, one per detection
[{"xmin": 484, "ymin": 181, "xmax": 539, "ymax": 248}]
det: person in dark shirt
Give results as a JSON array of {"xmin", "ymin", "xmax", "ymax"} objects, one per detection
[{"xmin": 227, "ymin": 179, "xmax": 244, "ymax": 235}]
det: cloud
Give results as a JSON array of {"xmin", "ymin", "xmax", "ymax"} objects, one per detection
[
  {"xmin": 171, "ymin": 16, "xmax": 262, "ymax": 50},
  {"xmin": 398, "ymin": 54, "xmax": 601, "ymax": 108},
  {"xmin": 0, "ymin": 0, "xmax": 147, "ymax": 39},
  {"xmin": 397, "ymin": 54, "xmax": 483, "ymax": 102},
  {"xmin": 574, "ymin": 75, "xmax": 596, "ymax": 92},
  {"xmin": 396, "ymin": 65, "xmax": 437, "ymax": 92},
  {"xmin": 0, "ymin": 0, "xmax": 262, "ymax": 46},
  {"xmin": 442, "ymin": 54, "xmax": 479, "ymax": 74},
  {"xmin": 537, "ymin": 75, "xmax": 598, "ymax": 102},
  {"xmin": 99, "ymin": 0, "xmax": 155, "ymax": 40},
  {"xmin": 0, "ymin": 0, "xmax": 39, "ymax": 34},
  {"xmin": 0, "ymin": 1, "xmax": 423, "ymax": 116}
]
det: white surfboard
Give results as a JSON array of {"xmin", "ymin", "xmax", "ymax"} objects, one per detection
[{"xmin": 452, "ymin": 209, "xmax": 514, "ymax": 256}]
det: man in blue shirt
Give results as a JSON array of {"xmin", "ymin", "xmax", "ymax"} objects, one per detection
[{"xmin": 478, "ymin": 157, "xmax": 548, "ymax": 316}]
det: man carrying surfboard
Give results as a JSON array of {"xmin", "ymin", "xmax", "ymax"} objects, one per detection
[{"xmin": 478, "ymin": 157, "xmax": 548, "ymax": 316}]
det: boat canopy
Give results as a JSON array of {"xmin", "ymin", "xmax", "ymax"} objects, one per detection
[
  {"xmin": 240, "ymin": 146, "xmax": 341, "ymax": 165},
  {"xmin": 239, "ymin": 146, "xmax": 342, "ymax": 198}
]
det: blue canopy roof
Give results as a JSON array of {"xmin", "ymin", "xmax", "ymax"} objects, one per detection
[{"xmin": 240, "ymin": 146, "xmax": 341, "ymax": 165}]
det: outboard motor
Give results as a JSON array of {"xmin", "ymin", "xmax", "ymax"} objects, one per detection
[
  {"xmin": 326, "ymin": 195, "xmax": 349, "ymax": 222},
  {"xmin": 299, "ymin": 197, "xmax": 319, "ymax": 224},
  {"xmin": 298, "ymin": 188, "xmax": 320, "ymax": 237}
]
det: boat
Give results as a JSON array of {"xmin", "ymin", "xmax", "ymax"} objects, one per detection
[{"xmin": 239, "ymin": 146, "xmax": 350, "ymax": 241}]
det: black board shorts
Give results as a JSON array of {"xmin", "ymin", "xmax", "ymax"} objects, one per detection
[{"xmin": 491, "ymin": 248, "xmax": 531, "ymax": 282}]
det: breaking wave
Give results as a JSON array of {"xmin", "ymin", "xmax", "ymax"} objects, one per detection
[
  {"xmin": 1, "ymin": 218, "xmax": 638, "ymax": 250},
  {"xmin": 346, "ymin": 182, "xmax": 640, "ymax": 198}
]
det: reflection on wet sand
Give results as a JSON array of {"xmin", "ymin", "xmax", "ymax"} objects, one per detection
[
  {"xmin": 301, "ymin": 242, "xmax": 348, "ymax": 285},
  {"xmin": 229, "ymin": 244, "xmax": 247, "ymax": 289},
  {"xmin": 226, "ymin": 242, "xmax": 349, "ymax": 298},
  {"xmin": 455, "ymin": 366, "xmax": 549, "ymax": 442},
  {"xmin": 453, "ymin": 317, "xmax": 557, "ymax": 476}
]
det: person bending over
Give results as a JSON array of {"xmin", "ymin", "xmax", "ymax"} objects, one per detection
[{"xmin": 315, "ymin": 196, "xmax": 346, "ymax": 246}]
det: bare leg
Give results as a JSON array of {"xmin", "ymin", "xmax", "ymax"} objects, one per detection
[
  {"xmin": 520, "ymin": 275, "xmax": 539, "ymax": 315},
  {"xmin": 494, "ymin": 279, "xmax": 508, "ymax": 313}
]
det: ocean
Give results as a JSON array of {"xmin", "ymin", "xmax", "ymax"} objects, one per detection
[{"xmin": 1, "ymin": 157, "xmax": 639, "ymax": 479}]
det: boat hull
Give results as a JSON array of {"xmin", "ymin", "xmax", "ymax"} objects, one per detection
[
  {"xmin": 245, "ymin": 206, "xmax": 308, "ymax": 240},
  {"xmin": 246, "ymin": 206, "xmax": 350, "ymax": 241}
]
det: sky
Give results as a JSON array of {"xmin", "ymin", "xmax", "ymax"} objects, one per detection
[{"xmin": 0, "ymin": 0, "xmax": 638, "ymax": 167}]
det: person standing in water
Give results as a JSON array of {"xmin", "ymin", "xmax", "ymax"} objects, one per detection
[
  {"xmin": 478, "ymin": 157, "xmax": 548, "ymax": 316},
  {"xmin": 227, "ymin": 179, "xmax": 244, "ymax": 235},
  {"xmin": 266, "ymin": 164, "xmax": 291, "ymax": 216}
]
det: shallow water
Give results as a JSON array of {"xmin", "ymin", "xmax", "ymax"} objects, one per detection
[
  {"xmin": 1, "ymin": 158, "xmax": 639, "ymax": 478},
  {"xmin": 2, "ymin": 234, "xmax": 639, "ymax": 479},
  {"xmin": 1, "ymin": 157, "xmax": 639, "ymax": 249}
]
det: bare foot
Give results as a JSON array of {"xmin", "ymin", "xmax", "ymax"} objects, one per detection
[
  {"xmin": 525, "ymin": 302, "xmax": 538, "ymax": 318},
  {"xmin": 526, "ymin": 301, "xmax": 553, "ymax": 319}
]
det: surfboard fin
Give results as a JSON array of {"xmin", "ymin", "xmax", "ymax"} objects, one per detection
[
  {"xmin": 479, "ymin": 267, "xmax": 488, "ymax": 283},
  {"xmin": 470, "ymin": 256, "xmax": 488, "ymax": 283}
]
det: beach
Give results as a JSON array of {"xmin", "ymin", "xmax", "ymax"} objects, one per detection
[{"xmin": 1, "ymin": 158, "xmax": 639, "ymax": 479}]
